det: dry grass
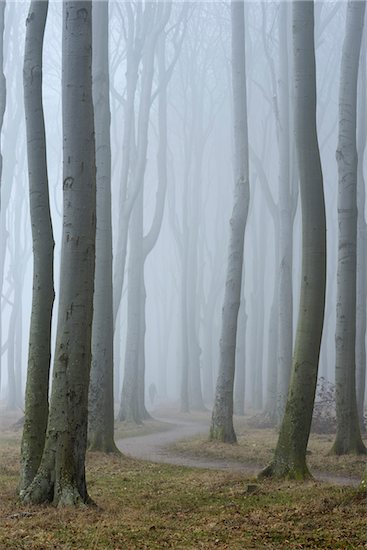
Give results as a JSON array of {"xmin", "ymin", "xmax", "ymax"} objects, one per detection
[{"xmin": 1, "ymin": 425, "xmax": 367, "ymax": 549}]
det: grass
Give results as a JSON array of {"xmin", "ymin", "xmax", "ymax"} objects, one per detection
[
  {"xmin": 171, "ymin": 415, "xmax": 367, "ymax": 480},
  {"xmin": 1, "ymin": 426, "xmax": 367, "ymax": 549}
]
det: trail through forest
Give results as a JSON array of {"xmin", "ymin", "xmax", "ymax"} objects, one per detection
[{"xmin": 116, "ymin": 410, "xmax": 360, "ymax": 487}]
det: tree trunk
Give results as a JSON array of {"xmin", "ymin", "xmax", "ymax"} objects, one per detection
[
  {"xmin": 20, "ymin": 0, "xmax": 54, "ymax": 492},
  {"xmin": 0, "ymin": 0, "xmax": 5, "ymax": 212},
  {"xmin": 260, "ymin": 0, "xmax": 326, "ymax": 479},
  {"xmin": 118, "ymin": 188, "xmax": 143, "ymax": 424},
  {"xmin": 331, "ymin": 0, "xmax": 366, "ymax": 455},
  {"xmin": 210, "ymin": 0, "xmax": 250, "ymax": 443},
  {"xmin": 21, "ymin": 1, "xmax": 96, "ymax": 506},
  {"xmin": 88, "ymin": 0, "xmax": 119, "ymax": 454},
  {"xmin": 356, "ymin": 40, "xmax": 367, "ymax": 431}
]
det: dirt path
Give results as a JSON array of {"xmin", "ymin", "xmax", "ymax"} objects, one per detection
[{"xmin": 116, "ymin": 414, "xmax": 360, "ymax": 487}]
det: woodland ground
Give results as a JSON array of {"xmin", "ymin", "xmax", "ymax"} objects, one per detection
[{"xmin": 1, "ymin": 406, "xmax": 367, "ymax": 549}]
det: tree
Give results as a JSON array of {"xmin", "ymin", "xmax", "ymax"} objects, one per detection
[
  {"xmin": 0, "ymin": 0, "xmax": 5, "ymax": 213},
  {"xmin": 260, "ymin": 0, "xmax": 326, "ymax": 479},
  {"xmin": 88, "ymin": 0, "xmax": 119, "ymax": 454},
  {"xmin": 210, "ymin": 0, "xmax": 250, "ymax": 443},
  {"xmin": 356, "ymin": 40, "xmax": 367, "ymax": 430},
  {"xmin": 20, "ymin": 0, "xmax": 54, "ymax": 492},
  {"xmin": 330, "ymin": 0, "xmax": 366, "ymax": 456},
  {"xmin": 21, "ymin": 1, "xmax": 96, "ymax": 506}
]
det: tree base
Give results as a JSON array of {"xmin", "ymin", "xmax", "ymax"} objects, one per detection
[
  {"xmin": 259, "ymin": 459, "xmax": 312, "ymax": 481},
  {"xmin": 88, "ymin": 436, "xmax": 121, "ymax": 455},
  {"xmin": 328, "ymin": 437, "xmax": 366, "ymax": 456},
  {"xmin": 209, "ymin": 424, "xmax": 237, "ymax": 444}
]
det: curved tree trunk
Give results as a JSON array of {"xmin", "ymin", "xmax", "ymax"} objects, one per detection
[
  {"xmin": 260, "ymin": 0, "xmax": 326, "ymax": 480},
  {"xmin": 88, "ymin": 0, "xmax": 119, "ymax": 454},
  {"xmin": 20, "ymin": 0, "xmax": 54, "ymax": 493},
  {"xmin": 210, "ymin": 0, "xmax": 250, "ymax": 443},
  {"xmin": 331, "ymin": 0, "xmax": 366, "ymax": 456},
  {"xmin": 21, "ymin": 1, "xmax": 96, "ymax": 506}
]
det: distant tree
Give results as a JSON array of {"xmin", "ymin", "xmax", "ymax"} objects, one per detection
[
  {"xmin": 210, "ymin": 0, "xmax": 250, "ymax": 443},
  {"xmin": 260, "ymin": 0, "xmax": 326, "ymax": 479},
  {"xmin": 21, "ymin": 1, "xmax": 96, "ymax": 505},
  {"xmin": 331, "ymin": 0, "xmax": 366, "ymax": 456}
]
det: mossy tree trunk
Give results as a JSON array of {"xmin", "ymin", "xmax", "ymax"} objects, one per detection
[
  {"xmin": 88, "ymin": 0, "xmax": 119, "ymax": 454},
  {"xmin": 260, "ymin": 0, "xmax": 326, "ymax": 480},
  {"xmin": 330, "ymin": 0, "xmax": 366, "ymax": 456},
  {"xmin": 210, "ymin": 0, "xmax": 250, "ymax": 444},
  {"xmin": 21, "ymin": 1, "xmax": 96, "ymax": 506},
  {"xmin": 20, "ymin": 0, "xmax": 54, "ymax": 493}
]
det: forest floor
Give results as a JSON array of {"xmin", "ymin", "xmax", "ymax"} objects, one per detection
[{"xmin": 1, "ymin": 405, "xmax": 367, "ymax": 549}]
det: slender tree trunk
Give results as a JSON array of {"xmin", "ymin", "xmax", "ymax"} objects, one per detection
[
  {"xmin": 0, "ymin": 0, "xmax": 5, "ymax": 212},
  {"xmin": 356, "ymin": 41, "xmax": 367, "ymax": 431},
  {"xmin": 210, "ymin": 0, "xmax": 250, "ymax": 443},
  {"xmin": 88, "ymin": 0, "xmax": 119, "ymax": 454},
  {"xmin": 277, "ymin": 2, "xmax": 295, "ymax": 424},
  {"xmin": 234, "ymin": 299, "xmax": 247, "ymax": 416},
  {"xmin": 331, "ymin": 0, "xmax": 366, "ymax": 455},
  {"xmin": 118, "ymin": 188, "xmax": 143, "ymax": 424},
  {"xmin": 21, "ymin": 1, "xmax": 96, "ymax": 506},
  {"xmin": 20, "ymin": 0, "xmax": 54, "ymax": 492},
  {"xmin": 260, "ymin": 0, "xmax": 326, "ymax": 479},
  {"xmin": 0, "ymin": 0, "xmax": 7, "ymax": 393}
]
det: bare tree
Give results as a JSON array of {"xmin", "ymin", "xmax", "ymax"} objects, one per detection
[
  {"xmin": 210, "ymin": 0, "xmax": 250, "ymax": 443},
  {"xmin": 331, "ymin": 0, "xmax": 366, "ymax": 456},
  {"xmin": 21, "ymin": 1, "xmax": 96, "ymax": 506},
  {"xmin": 260, "ymin": 0, "xmax": 326, "ymax": 479}
]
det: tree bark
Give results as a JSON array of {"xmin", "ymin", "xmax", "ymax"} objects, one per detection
[
  {"xmin": 260, "ymin": 0, "xmax": 326, "ymax": 479},
  {"xmin": 210, "ymin": 0, "xmax": 250, "ymax": 443},
  {"xmin": 356, "ymin": 37, "xmax": 367, "ymax": 431},
  {"xmin": 21, "ymin": 1, "xmax": 96, "ymax": 506},
  {"xmin": 331, "ymin": 0, "xmax": 366, "ymax": 455},
  {"xmin": 88, "ymin": 0, "xmax": 119, "ymax": 454},
  {"xmin": 20, "ymin": 0, "xmax": 54, "ymax": 492}
]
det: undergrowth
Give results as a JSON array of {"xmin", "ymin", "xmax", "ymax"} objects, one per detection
[{"xmin": 1, "ymin": 430, "xmax": 367, "ymax": 549}]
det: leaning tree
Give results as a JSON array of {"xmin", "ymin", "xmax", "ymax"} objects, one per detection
[{"xmin": 260, "ymin": 0, "xmax": 326, "ymax": 480}]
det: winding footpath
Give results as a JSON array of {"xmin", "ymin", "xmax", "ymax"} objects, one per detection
[{"xmin": 116, "ymin": 413, "xmax": 360, "ymax": 487}]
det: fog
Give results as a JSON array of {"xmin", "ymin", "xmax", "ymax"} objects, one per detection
[{"xmin": 0, "ymin": 1, "xmax": 363, "ymax": 425}]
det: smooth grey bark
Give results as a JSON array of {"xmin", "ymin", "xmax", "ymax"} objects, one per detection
[
  {"xmin": 233, "ymin": 297, "xmax": 247, "ymax": 416},
  {"xmin": 0, "ymin": 0, "xmax": 7, "ymax": 392},
  {"xmin": 88, "ymin": 0, "xmax": 119, "ymax": 454},
  {"xmin": 21, "ymin": 2, "xmax": 96, "ymax": 506},
  {"xmin": 118, "ymin": 187, "xmax": 144, "ymax": 423},
  {"xmin": 356, "ymin": 42, "xmax": 367, "ymax": 430},
  {"xmin": 331, "ymin": 0, "xmax": 366, "ymax": 456},
  {"xmin": 210, "ymin": 0, "xmax": 250, "ymax": 443},
  {"xmin": 260, "ymin": 0, "xmax": 326, "ymax": 479},
  {"xmin": 20, "ymin": 0, "xmax": 54, "ymax": 493}
]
